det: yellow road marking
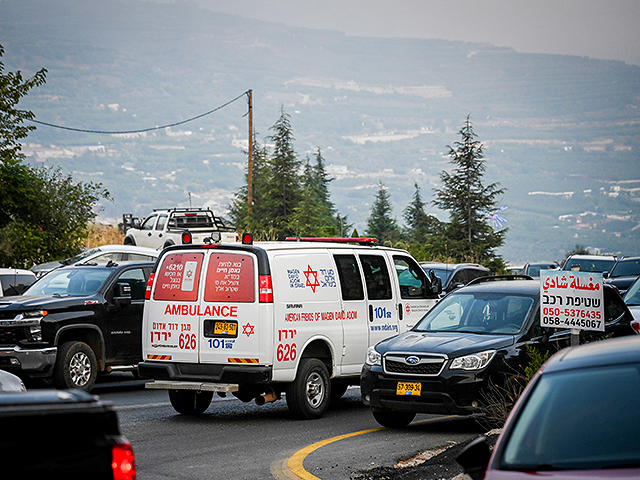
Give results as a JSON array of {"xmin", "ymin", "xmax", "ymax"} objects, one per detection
[{"xmin": 283, "ymin": 415, "xmax": 459, "ymax": 480}]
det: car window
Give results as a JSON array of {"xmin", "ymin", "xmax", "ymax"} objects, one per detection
[
  {"xmin": 415, "ymin": 292, "xmax": 534, "ymax": 334},
  {"xmin": 564, "ymin": 259, "xmax": 615, "ymax": 273},
  {"xmin": 90, "ymin": 253, "xmax": 124, "ymax": 264},
  {"xmin": 127, "ymin": 253, "xmax": 157, "ymax": 262},
  {"xmin": 610, "ymin": 259, "xmax": 640, "ymax": 277},
  {"xmin": 156, "ymin": 214, "xmax": 168, "ymax": 231},
  {"xmin": 114, "ymin": 268, "xmax": 148, "ymax": 300},
  {"xmin": 334, "ymin": 254, "xmax": 364, "ymax": 301},
  {"xmin": 140, "ymin": 215, "xmax": 157, "ymax": 231},
  {"xmin": 359, "ymin": 255, "xmax": 392, "ymax": 300},
  {"xmin": 500, "ymin": 364, "xmax": 640, "ymax": 470},
  {"xmin": 624, "ymin": 279, "xmax": 640, "ymax": 306},
  {"xmin": 393, "ymin": 256, "xmax": 429, "ymax": 299}
]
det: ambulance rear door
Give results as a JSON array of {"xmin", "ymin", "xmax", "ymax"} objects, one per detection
[
  {"xmin": 145, "ymin": 251, "xmax": 205, "ymax": 363},
  {"xmin": 198, "ymin": 251, "xmax": 266, "ymax": 366}
]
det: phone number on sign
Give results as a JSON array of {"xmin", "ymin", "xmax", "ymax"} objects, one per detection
[
  {"xmin": 541, "ymin": 316, "xmax": 602, "ymax": 329},
  {"xmin": 542, "ymin": 307, "xmax": 602, "ymax": 320}
]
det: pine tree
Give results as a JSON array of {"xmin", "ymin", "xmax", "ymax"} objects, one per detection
[
  {"xmin": 403, "ymin": 183, "xmax": 445, "ymax": 260},
  {"xmin": 432, "ymin": 116, "xmax": 506, "ymax": 263},
  {"xmin": 264, "ymin": 107, "xmax": 302, "ymax": 239},
  {"xmin": 366, "ymin": 181, "xmax": 399, "ymax": 244}
]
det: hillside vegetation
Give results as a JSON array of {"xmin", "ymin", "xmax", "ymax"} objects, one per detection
[{"xmin": 1, "ymin": 0, "xmax": 639, "ymax": 262}]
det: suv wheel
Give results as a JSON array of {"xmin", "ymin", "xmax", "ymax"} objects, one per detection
[{"xmin": 53, "ymin": 341, "xmax": 97, "ymax": 392}]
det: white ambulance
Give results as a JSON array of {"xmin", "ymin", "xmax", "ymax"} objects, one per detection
[{"xmin": 138, "ymin": 236, "xmax": 442, "ymax": 419}]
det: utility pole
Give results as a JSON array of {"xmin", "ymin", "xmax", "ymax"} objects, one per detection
[{"xmin": 247, "ymin": 89, "xmax": 253, "ymax": 211}]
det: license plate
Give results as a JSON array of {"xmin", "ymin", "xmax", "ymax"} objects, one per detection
[
  {"xmin": 396, "ymin": 382, "xmax": 421, "ymax": 396},
  {"xmin": 214, "ymin": 321, "xmax": 237, "ymax": 336}
]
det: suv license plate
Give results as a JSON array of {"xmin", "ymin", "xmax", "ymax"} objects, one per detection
[{"xmin": 397, "ymin": 382, "xmax": 421, "ymax": 396}]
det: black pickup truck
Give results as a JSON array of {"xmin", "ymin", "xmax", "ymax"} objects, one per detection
[
  {"xmin": 0, "ymin": 389, "xmax": 136, "ymax": 478},
  {"xmin": 0, "ymin": 260, "xmax": 154, "ymax": 391}
]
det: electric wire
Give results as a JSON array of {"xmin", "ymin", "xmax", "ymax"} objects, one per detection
[{"xmin": 27, "ymin": 90, "xmax": 250, "ymax": 135}]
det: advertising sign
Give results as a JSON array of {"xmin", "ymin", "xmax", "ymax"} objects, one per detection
[{"xmin": 540, "ymin": 270, "xmax": 604, "ymax": 332}]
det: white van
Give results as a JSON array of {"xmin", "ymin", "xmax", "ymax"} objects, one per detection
[{"xmin": 138, "ymin": 237, "xmax": 442, "ymax": 419}]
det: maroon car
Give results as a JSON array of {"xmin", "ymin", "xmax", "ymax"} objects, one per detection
[{"xmin": 457, "ymin": 335, "xmax": 640, "ymax": 479}]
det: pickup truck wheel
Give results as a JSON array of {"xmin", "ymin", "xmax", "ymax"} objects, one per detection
[
  {"xmin": 53, "ymin": 341, "xmax": 97, "ymax": 392},
  {"xmin": 372, "ymin": 409, "xmax": 416, "ymax": 428},
  {"xmin": 169, "ymin": 389, "xmax": 213, "ymax": 415},
  {"xmin": 286, "ymin": 358, "xmax": 331, "ymax": 419}
]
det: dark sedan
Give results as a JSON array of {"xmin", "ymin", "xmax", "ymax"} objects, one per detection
[{"xmin": 360, "ymin": 276, "xmax": 637, "ymax": 428}]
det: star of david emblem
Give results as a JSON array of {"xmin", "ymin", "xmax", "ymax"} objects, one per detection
[
  {"xmin": 303, "ymin": 265, "xmax": 321, "ymax": 293},
  {"xmin": 242, "ymin": 323, "xmax": 255, "ymax": 337}
]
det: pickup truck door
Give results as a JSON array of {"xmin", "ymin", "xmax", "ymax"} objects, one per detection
[{"xmin": 104, "ymin": 266, "xmax": 149, "ymax": 363}]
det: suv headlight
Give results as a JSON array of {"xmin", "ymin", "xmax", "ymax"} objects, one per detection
[
  {"xmin": 365, "ymin": 346, "xmax": 382, "ymax": 366},
  {"xmin": 20, "ymin": 310, "xmax": 48, "ymax": 320},
  {"xmin": 449, "ymin": 350, "xmax": 496, "ymax": 371}
]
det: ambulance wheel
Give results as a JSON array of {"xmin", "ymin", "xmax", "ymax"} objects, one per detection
[
  {"xmin": 53, "ymin": 341, "xmax": 97, "ymax": 392},
  {"xmin": 372, "ymin": 408, "xmax": 416, "ymax": 428},
  {"xmin": 286, "ymin": 358, "xmax": 331, "ymax": 419},
  {"xmin": 169, "ymin": 389, "xmax": 213, "ymax": 415}
]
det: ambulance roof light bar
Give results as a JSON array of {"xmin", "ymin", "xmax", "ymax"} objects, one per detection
[{"xmin": 284, "ymin": 237, "xmax": 378, "ymax": 246}]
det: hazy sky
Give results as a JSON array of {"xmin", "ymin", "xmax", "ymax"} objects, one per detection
[{"xmin": 189, "ymin": 0, "xmax": 640, "ymax": 66}]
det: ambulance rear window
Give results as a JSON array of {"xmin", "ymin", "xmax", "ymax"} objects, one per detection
[
  {"xmin": 204, "ymin": 253, "xmax": 255, "ymax": 303},
  {"xmin": 153, "ymin": 253, "xmax": 204, "ymax": 301}
]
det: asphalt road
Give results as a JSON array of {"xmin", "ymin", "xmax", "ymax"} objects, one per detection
[{"xmin": 92, "ymin": 375, "xmax": 482, "ymax": 480}]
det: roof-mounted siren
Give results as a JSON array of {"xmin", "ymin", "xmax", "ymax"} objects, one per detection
[{"xmin": 284, "ymin": 237, "xmax": 378, "ymax": 246}]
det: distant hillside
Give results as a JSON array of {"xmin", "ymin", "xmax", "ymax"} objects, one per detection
[{"xmin": 1, "ymin": 0, "xmax": 639, "ymax": 262}]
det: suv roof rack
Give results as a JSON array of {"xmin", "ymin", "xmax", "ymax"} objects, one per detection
[
  {"xmin": 284, "ymin": 237, "xmax": 378, "ymax": 246},
  {"xmin": 466, "ymin": 274, "xmax": 534, "ymax": 287},
  {"xmin": 152, "ymin": 207, "xmax": 213, "ymax": 212}
]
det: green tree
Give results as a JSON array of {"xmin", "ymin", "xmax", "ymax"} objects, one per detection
[
  {"xmin": 227, "ymin": 132, "xmax": 274, "ymax": 238},
  {"xmin": 0, "ymin": 45, "xmax": 110, "ymax": 268},
  {"xmin": 432, "ymin": 116, "xmax": 506, "ymax": 264},
  {"xmin": 264, "ymin": 107, "xmax": 302, "ymax": 239},
  {"xmin": 366, "ymin": 181, "xmax": 399, "ymax": 244},
  {"xmin": 403, "ymin": 182, "xmax": 445, "ymax": 261}
]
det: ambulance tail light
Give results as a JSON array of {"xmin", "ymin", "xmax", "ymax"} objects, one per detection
[
  {"xmin": 145, "ymin": 273, "xmax": 155, "ymax": 300},
  {"xmin": 259, "ymin": 275, "xmax": 273, "ymax": 303}
]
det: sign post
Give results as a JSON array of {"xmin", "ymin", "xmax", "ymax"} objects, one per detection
[{"xmin": 540, "ymin": 270, "xmax": 604, "ymax": 346}]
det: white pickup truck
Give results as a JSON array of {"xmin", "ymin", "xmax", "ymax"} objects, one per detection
[{"xmin": 124, "ymin": 207, "xmax": 238, "ymax": 249}]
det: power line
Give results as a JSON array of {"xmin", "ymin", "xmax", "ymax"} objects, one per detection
[{"xmin": 27, "ymin": 90, "xmax": 250, "ymax": 135}]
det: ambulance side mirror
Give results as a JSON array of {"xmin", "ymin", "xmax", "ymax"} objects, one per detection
[{"xmin": 428, "ymin": 270, "xmax": 442, "ymax": 296}]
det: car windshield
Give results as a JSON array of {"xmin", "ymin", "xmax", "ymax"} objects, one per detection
[
  {"xmin": 563, "ymin": 258, "xmax": 615, "ymax": 273},
  {"xmin": 24, "ymin": 268, "xmax": 111, "ymax": 296},
  {"xmin": 499, "ymin": 364, "xmax": 640, "ymax": 471},
  {"xmin": 610, "ymin": 259, "xmax": 640, "ymax": 278},
  {"xmin": 624, "ymin": 279, "xmax": 640, "ymax": 307},
  {"xmin": 413, "ymin": 291, "xmax": 535, "ymax": 334}
]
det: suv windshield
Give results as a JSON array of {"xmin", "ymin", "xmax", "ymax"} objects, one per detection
[
  {"xmin": 500, "ymin": 364, "xmax": 640, "ymax": 470},
  {"xmin": 414, "ymin": 292, "xmax": 535, "ymax": 334},
  {"xmin": 25, "ymin": 269, "xmax": 111, "ymax": 297},
  {"xmin": 610, "ymin": 259, "xmax": 640, "ymax": 278}
]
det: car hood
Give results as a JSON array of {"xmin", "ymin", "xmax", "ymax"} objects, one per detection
[
  {"xmin": 377, "ymin": 330, "xmax": 516, "ymax": 358},
  {"xmin": 0, "ymin": 295, "xmax": 96, "ymax": 313}
]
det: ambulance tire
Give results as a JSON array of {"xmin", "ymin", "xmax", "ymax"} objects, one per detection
[
  {"xmin": 372, "ymin": 408, "xmax": 416, "ymax": 428},
  {"xmin": 169, "ymin": 389, "xmax": 213, "ymax": 415},
  {"xmin": 286, "ymin": 358, "xmax": 331, "ymax": 420}
]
